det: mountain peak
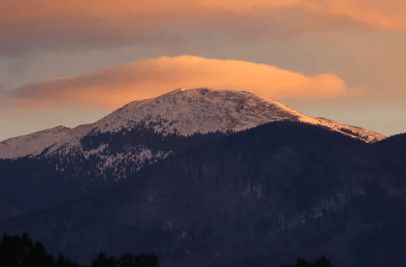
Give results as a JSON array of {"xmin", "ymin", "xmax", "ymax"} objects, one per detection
[
  {"xmin": 95, "ymin": 88, "xmax": 303, "ymax": 137},
  {"xmin": 96, "ymin": 88, "xmax": 385, "ymax": 143}
]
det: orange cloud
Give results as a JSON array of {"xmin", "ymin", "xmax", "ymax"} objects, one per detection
[
  {"xmin": 2, "ymin": 0, "xmax": 405, "ymax": 26},
  {"xmin": 303, "ymin": 0, "xmax": 406, "ymax": 30},
  {"xmin": 1, "ymin": 55, "xmax": 356, "ymax": 109},
  {"xmin": 1, "ymin": 0, "xmax": 405, "ymax": 54}
]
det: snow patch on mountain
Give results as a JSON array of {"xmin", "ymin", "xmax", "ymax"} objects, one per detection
[
  {"xmin": 81, "ymin": 146, "xmax": 173, "ymax": 179},
  {"xmin": 83, "ymin": 143, "xmax": 109, "ymax": 159}
]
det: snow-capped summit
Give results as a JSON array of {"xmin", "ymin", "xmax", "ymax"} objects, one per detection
[
  {"xmin": 0, "ymin": 88, "xmax": 386, "ymax": 160},
  {"xmin": 93, "ymin": 88, "xmax": 303, "ymax": 137}
]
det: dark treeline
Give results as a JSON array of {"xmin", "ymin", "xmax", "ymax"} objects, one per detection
[
  {"xmin": 0, "ymin": 232, "xmax": 159, "ymax": 267},
  {"xmin": 208, "ymin": 255, "xmax": 334, "ymax": 267},
  {"xmin": 1, "ymin": 232, "xmax": 335, "ymax": 267},
  {"xmin": 280, "ymin": 255, "xmax": 334, "ymax": 267}
]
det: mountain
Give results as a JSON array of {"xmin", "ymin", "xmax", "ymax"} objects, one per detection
[
  {"xmin": 0, "ymin": 88, "xmax": 385, "ymax": 160},
  {"xmin": 0, "ymin": 88, "xmax": 386, "ymax": 220},
  {"xmin": 0, "ymin": 120, "xmax": 404, "ymax": 267},
  {"xmin": 0, "ymin": 88, "xmax": 397, "ymax": 267}
]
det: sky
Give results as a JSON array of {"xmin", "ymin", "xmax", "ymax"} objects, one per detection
[{"xmin": 1, "ymin": 0, "xmax": 405, "ymax": 142}]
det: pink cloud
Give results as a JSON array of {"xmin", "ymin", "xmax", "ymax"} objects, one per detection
[
  {"xmin": 1, "ymin": 0, "xmax": 404, "ymax": 54},
  {"xmin": 1, "ymin": 55, "xmax": 359, "ymax": 109}
]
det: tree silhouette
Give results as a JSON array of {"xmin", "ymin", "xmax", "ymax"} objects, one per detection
[
  {"xmin": 56, "ymin": 253, "xmax": 83, "ymax": 267},
  {"xmin": 0, "ymin": 232, "xmax": 95, "ymax": 267},
  {"xmin": 0, "ymin": 232, "xmax": 160, "ymax": 267},
  {"xmin": 57, "ymin": 254, "xmax": 68, "ymax": 266},
  {"xmin": 281, "ymin": 255, "xmax": 334, "ymax": 267},
  {"xmin": 91, "ymin": 251, "xmax": 119, "ymax": 267},
  {"xmin": 0, "ymin": 232, "xmax": 57, "ymax": 267},
  {"xmin": 0, "ymin": 232, "xmax": 27, "ymax": 266},
  {"xmin": 117, "ymin": 252, "xmax": 135, "ymax": 267},
  {"xmin": 26, "ymin": 239, "xmax": 57, "ymax": 266},
  {"xmin": 91, "ymin": 251, "xmax": 160, "ymax": 267},
  {"xmin": 130, "ymin": 252, "xmax": 159, "ymax": 267}
]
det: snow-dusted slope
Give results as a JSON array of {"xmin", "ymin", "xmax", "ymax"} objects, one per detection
[
  {"xmin": 0, "ymin": 125, "xmax": 92, "ymax": 159},
  {"xmin": 0, "ymin": 88, "xmax": 386, "ymax": 160}
]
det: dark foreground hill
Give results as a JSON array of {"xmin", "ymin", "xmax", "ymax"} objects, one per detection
[{"xmin": 0, "ymin": 120, "xmax": 405, "ymax": 267}]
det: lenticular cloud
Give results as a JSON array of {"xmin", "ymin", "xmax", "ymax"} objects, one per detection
[{"xmin": 2, "ymin": 55, "xmax": 356, "ymax": 109}]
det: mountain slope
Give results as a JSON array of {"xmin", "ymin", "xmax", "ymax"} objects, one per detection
[{"xmin": 0, "ymin": 120, "xmax": 403, "ymax": 267}]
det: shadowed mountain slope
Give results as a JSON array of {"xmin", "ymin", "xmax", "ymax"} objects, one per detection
[{"xmin": 0, "ymin": 120, "xmax": 404, "ymax": 267}]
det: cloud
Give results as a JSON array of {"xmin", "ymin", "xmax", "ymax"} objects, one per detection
[
  {"xmin": 1, "ymin": 55, "xmax": 357, "ymax": 109},
  {"xmin": 1, "ymin": 0, "xmax": 405, "ymax": 54}
]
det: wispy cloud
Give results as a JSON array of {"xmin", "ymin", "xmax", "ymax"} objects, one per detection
[
  {"xmin": 1, "ymin": 55, "xmax": 359, "ymax": 109},
  {"xmin": 1, "ymin": 0, "xmax": 405, "ymax": 54}
]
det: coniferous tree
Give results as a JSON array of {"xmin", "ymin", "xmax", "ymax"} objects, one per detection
[
  {"xmin": 313, "ymin": 256, "xmax": 334, "ymax": 266},
  {"xmin": 0, "ymin": 232, "xmax": 26, "ymax": 267},
  {"xmin": 281, "ymin": 255, "xmax": 334, "ymax": 267},
  {"xmin": 1, "ymin": 232, "xmax": 159, "ymax": 267},
  {"xmin": 56, "ymin": 253, "xmax": 83, "ymax": 267},
  {"xmin": 116, "ymin": 252, "xmax": 135, "ymax": 267},
  {"xmin": 0, "ymin": 232, "xmax": 57, "ymax": 267},
  {"xmin": 91, "ymin": 251, "xmax": 119, "ymax": 267},
  {"xmin": 132, "ymin": 252, "xmax": 159, "ymax": 267}
]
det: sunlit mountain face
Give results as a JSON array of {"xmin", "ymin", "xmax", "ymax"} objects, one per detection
[
  {"xmin": 0, "ymin": 88, "xmax": 386, "ymax": 159},
  {"xmin": 0, "ymin": 88, "xmax": 403, "ymax": 267}
]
